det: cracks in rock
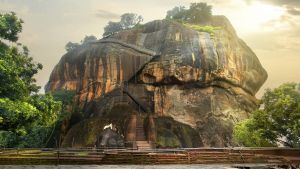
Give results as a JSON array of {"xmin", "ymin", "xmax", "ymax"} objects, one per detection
[
  {"xmin": 127, "ymin": 55, "xmax": 161, "ymax": 84},
  {"xmin": 93, "ymin": 38, "xmax": 158, "ymax": 56}
]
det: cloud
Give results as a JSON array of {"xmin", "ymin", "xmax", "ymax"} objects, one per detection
[
  {"xmin": 95, "ymin": 9, "xmax": 120, "ymax": 19},
  {"xmin": 246, "ymin": 0, "xmax": 300, "ymax": 15},
  {"xmin": 287, "ymin": 7, "xmax": 300, "ymax": 15},
  {"xmin": 262, "ymin": 14, "xmax": 295, "ymax": 28},
  {"xmin": 256, "ymin": 0, "xmax": 300, "ymax": 6}
]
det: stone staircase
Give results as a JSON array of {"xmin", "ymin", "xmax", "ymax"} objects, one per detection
[
  {"xmin": 136, "ymin": 141, "xmax": 152, "ymax": 150},
  {"xmin": 136, "ymin": 116, "xmax": 146, "ymax": 141},
  {"xmin": 136, "ymin": 116, "xmax": 152, "ymax": 150}
]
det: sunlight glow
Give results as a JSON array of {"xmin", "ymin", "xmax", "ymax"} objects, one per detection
[
  {"xmin": 226, "ymin": 1, "xmax": 286, "ymax": 34},
  {"xmin": 248, "ymin": 3, "xmax": 284, "ymax": 25}
]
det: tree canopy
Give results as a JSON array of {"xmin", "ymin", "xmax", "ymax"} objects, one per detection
[
  {"xmin": 65, "ymin": 42, "xmax": 80, "ymax": 52},
  {"xmin": 120, "ymin": 13, "xmax": 143, "ymax": 29},
  {"xmin": 166, "ymin": 3, "xmax": 212, "ymax": 23},
  {"xmin": 233, "ymin": 83, "xmax": 300, "ymax": 147},
  {"xmin": 65, "ymin": 35, "xmax": 97, "ymax": 52},
  {"xmin": 0, "ymin": 12, "xmax": 23, "ymax": 42},
  {"xmin": 103, "ymin": 21, "xmax": 123, "ymax": 37},
  {"xmin": 0, "ymin": 43, "xmax": 43, "ymax": 100},
  {"xmin": 0, "ymin": 12, "xmax": 61, "ymax": 148},
  {"xmin": 102, "ymin": 13, "xmax": 143, "ymax": 37}
]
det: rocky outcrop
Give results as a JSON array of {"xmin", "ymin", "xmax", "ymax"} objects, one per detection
[{"xmin": 46, "ymin": 15, "xmax": 267, "ymax": 147}]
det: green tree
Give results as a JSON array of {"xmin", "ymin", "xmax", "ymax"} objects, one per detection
[
  {"xmin": 188, "ymin": 3, "xmax": 212, "ymax": 23},
  {"xmin": 0, "ymin": 12, "xmax": 23, "ymax": 42},
  {"xmin": 65, "ymin": 42, "xmax": 80, "ymax": 52},
  {"xmin": 0, "ymin": 12, "xmax": 61, "ymax": 148},
  {"xmin": 120, "ymin": 13, "xmax": 143, "ymax": 29},
  {"xmin": 52, "ymin": 90, "xmax": 76, "ymax": 107},
  {"xmin": 102, "ymin": 13, "xmax": 143, "ymax": 37},
  {"xmin": 166, "ymin": 6, "xmax": 187, "ymax": 20},
  {"xmin": 165, "ymin": 3, "xmax": 212, "ymax": 24},
  {"xmin": 1, "ymin": 12, "xmax": 42, "ymax": 100},
  {"xmin": 103, "ymin": 21, "xmax": 122, "ymax": 37},
  {"xmin": 233, "ymin": 112, "xmax": 276, "ymax": 147},
  {"xmin": 65, "ymin": 35, "xmax": 97, "ymax": 52},
  {"xmin": 0, "ymin": 94, "xmax": 61, "ymax": 148},
  {"xmin": 234, "ymin": 83, "xmax": 300, "ymax": 147},
  {"xmin": 81, "ymin": 35, "xmax": 97, "ymax": 44},
  {"xmin": 0, "ymin": 44, "xmax": 42, "ymax": 100}
]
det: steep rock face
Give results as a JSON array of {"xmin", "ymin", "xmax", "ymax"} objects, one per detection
[{"xmin": 46, "ymin": 16, "xmax": 267, "ymax": 147}]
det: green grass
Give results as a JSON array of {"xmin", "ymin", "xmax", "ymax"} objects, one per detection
[{"xmin": 183, "ymin": 23, "xmax": 220, "ymax": 35}]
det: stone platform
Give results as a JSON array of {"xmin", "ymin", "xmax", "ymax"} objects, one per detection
[{"xmin": 0, "ymin": 148, "xmax": 299, "ymax": 165}]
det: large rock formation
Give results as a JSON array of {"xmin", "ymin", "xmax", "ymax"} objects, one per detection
[{"xmin": 46, "ymin": 16, "xmax": 267, "ymax": 147}]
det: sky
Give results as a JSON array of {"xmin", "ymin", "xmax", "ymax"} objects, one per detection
[{"xmin": 0, "ymin": 0, "xmax": 300, "ymax": 97}]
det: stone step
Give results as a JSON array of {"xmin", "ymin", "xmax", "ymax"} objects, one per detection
[
  {"xmin": 136, "ymin": 117, "xmax": 146, "ymax": 142},
  {"xmin": 135, "ymin": 116, "xmax": 147, "ymax": 144},
  {"xmin": 137, "ymin": 144, "xmax": 151, "ymax": 146},
  {"xmin": 136, "ymin": 136, "xmax": 145, "ymax": 138},
  {"xmin": 136, "ymin": 140, "xmax": 152, "ymax": 150}
]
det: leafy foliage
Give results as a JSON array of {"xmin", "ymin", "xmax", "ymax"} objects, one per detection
[
  {"xmin": 52, "ymin": 90, "xmax": 76, "ymax": 107},
  {"xmin": 233, "ymin": 114, "xmax": 276, "ymax": 147},
  {"xmin": 102, "ymin": 13, "xmax": 143, "ymax": 37},
  {"xmin": 188, "ymin": 3, "xmax": 212, "ymax": 23},
  {"xmin": 0, "ymin": 44, "xmax": 42, "ymax": 100},
  {"xmin": 81, "ymin": 35, "xmax": 97, "ymax": 44},
  {"xmin": 0, "ymin": 12, "xmax": 23, "ymax": 42},
  {"xmin": 103, "ymin": 21, "xmax": 123, "ymax": 37},
  {"xmin": 0, "ymin": 131, "xmax": 17, "ymax": 147},
  {"xmin": 120, "ymin": 13, "xmax": 143, "ymax": 29},
  {"xmin": 65, "ymin": 35, "xmax": 97, "ymax": 52},
  {"xmin": 65, "ymin": 42, "xmax": 80, "ymax": 52},
  {"xmin": 234, "ymin": 83, "xmax": 300, "ymax": 147},
  {"xmin": 0, "ymin": 94, "xmax": 61, "ymax": 147},
  {"xmin": 0, "ymin": 12, "xmax": 41, "ymax": 100},
  {"xmin": 166, "ymin": 6, "xmax": 187, "ymax": 20},
  {"xmin": 0, "ymin": 12, "xmax": 62, "ymax": 148},
  {"xmin": 166, "ymin": 3, "xmax": 212, "ymax": 24},
  {"xmin": 183, "ymin": 23, "xmax": 220, "ymax": 35}
]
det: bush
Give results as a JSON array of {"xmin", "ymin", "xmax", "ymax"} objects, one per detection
[
  {"xmin": 233, "ymin": 83, "xmax": 300, "ymax": 147},
  {"xmin": 183, "ymin": 23, "xmax": 220, "ymax": 35}
]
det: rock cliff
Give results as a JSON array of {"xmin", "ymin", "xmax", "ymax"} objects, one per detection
[{"xmin": 46, "ymin": 16, "xmax": 267, "ymax": 147}]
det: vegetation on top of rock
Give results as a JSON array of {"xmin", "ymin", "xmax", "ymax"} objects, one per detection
[
  {"xmin": 65, "ymin": 35, "xmax": 97, "ymax": 52},
  {"xmin": 166, "ymin": 3, "xmax": 218, "ymax": 35},
  {"xmin": 102, "ymin": 13, "xmax": 143, "ymax": 37},
  {"xmin": 166, "ymin": 3, "xmax": 212, "ymax": 24},
  {"xmin": 233, "ymin": 83, "xmax": 300, "ymax": 148},
  {"xmin": 0, "ymin": 12, "xmax": 62, "ymax": 148},
  {"xmin": 183, "ymin": 23, "xmax": 220, "ymax": 35}
]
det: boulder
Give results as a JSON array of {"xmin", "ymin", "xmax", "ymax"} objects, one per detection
[{"xmin": 46, "ymin": 16, "xmax": 267, "ymax": 147}]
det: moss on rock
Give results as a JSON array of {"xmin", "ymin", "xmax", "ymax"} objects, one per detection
[
  {"xmin": 157, "ymin": 128, "xmax": 181, "ymax": 148},
  {"xmin": 155, "ymin": 117, "xmax": 203, "ymax": 148},
  {"xmin": 62, "ymin": 104, "xmax": 133, "ymax": 147}
]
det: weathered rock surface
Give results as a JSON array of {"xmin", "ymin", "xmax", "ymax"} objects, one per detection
[{"xmin": 46, "ymin": 16, "xmax": 267, "ymax": 147}]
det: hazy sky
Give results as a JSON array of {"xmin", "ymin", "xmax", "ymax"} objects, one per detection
[{"xmin": 1, "ymin": 0, "xmax": 299, "ymax": 97}]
